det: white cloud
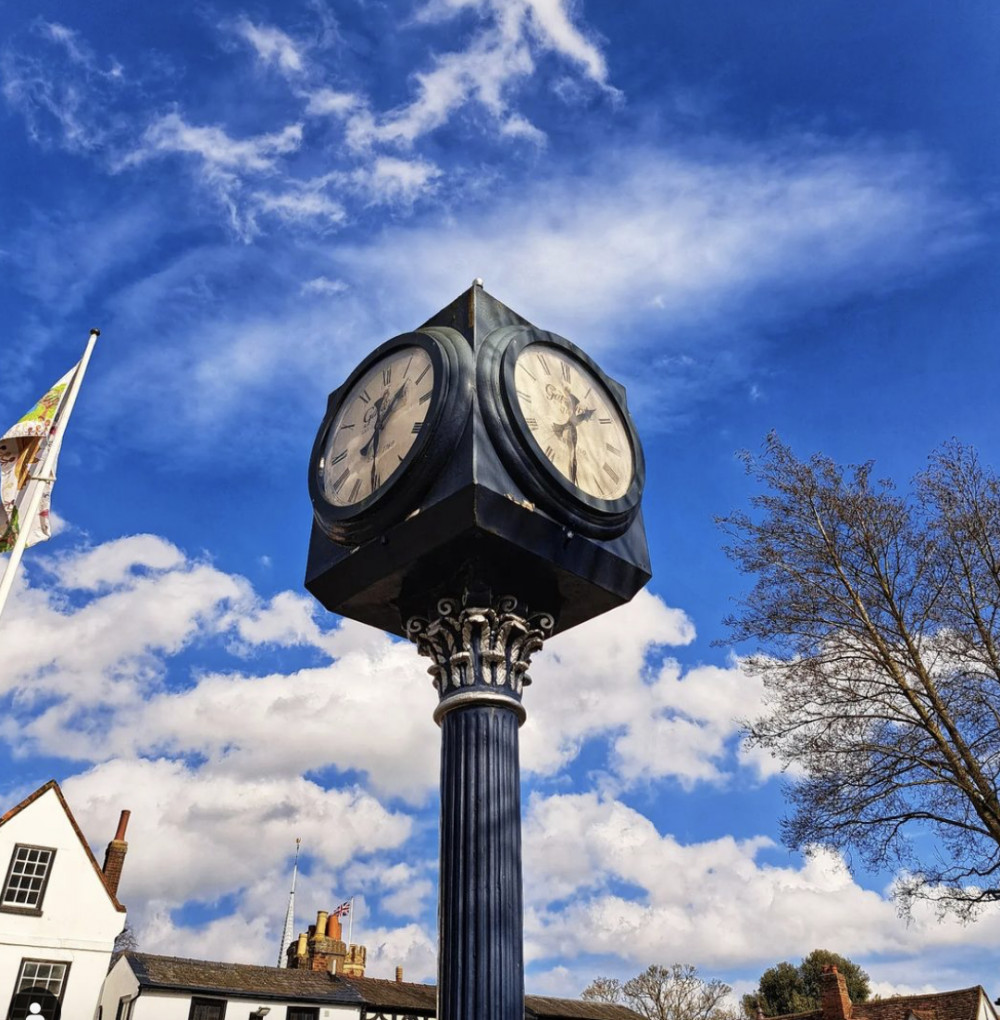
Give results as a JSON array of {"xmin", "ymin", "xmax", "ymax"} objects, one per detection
[
  {"xmin": 129, "ymin": 114, "xmax": 303, "ymax": 174},
  {"xmin": 523, "ymin": 590, "xmax": 761, "ymax": 787},
  {"xmin": 300, "ymin": 276, "xmax": 349, "ymax": 296},
  {"xmin": 520, "ymin": 0, "xmax": 609, "ymax": 82},
  {"xmin": 233, "ymin": 19, "xmax": 306, "ymax": 76},
  {"xmin": 354, "ymin": 157, "xmax": 442, "ymax": 205},
  {"xmin": 522, "ymin": 791, "xmax": 1000, "ymax": 973},
  {"xmin": 253, "ymin": 185, "xmax": 346, "ymax": 226},
  {"xmin": 305, "ymin": 88, "xmax": 363, "ymax": 117},
  {"xmin": 332, "ymin": 144, "xmax": 978, "ymax": 362}
]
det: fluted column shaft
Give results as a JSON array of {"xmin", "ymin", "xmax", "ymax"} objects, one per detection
[
  {"xmin": 407, "ymin": 593, "xmax": 552, "ymax": 1020},
  {"xmin": 439, "ymin": 703, "xmax": 522, "ymax": 1019}
]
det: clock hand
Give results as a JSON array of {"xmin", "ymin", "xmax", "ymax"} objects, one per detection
[
  {"xmin": 369, "ymin": 421, "xmax": 380, "ymax": 492},
  {"xmin": 380, "ymin": 381, "xmax": 409, "ymax": 423},
  {"xmin": 359, "ymin": 392, "xmax": 390, "ymax": 458},
  {"xmin": 566, "ymin": 420, "xmax": 579, "ymax": 484}
]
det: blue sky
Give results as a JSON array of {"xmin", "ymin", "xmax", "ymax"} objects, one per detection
[{"xmin": 2, "ymin": 0, "xmax": 1000, "ymax": 1003}]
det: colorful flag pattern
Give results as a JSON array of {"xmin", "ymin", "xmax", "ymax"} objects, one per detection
[
  {"xmin": 332, "ymin": 900, "xmax": 351, "ymax": 917},
  {"xmin": 0, "ymin": 369, "xmax": 75, "ymax": 553}
]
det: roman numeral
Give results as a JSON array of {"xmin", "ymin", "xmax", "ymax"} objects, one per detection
[
  {"xmin": 560, "ymin": 361, "xmax": 571, "ymax": 382},
  {"xmin": 602, "ymin": 462, "xmax": 620, "ymax": 484},
  {"xmin": 599, "ymin": 417, "xmax": 612, "ymax": 425},
  {"xmin": 415, "ymin": 365, "xmax": 430, "ymax": 385},
  {"xmin": 359, "ymin": 389, "xmax": 371, "ymax": 405},
  {"xmin": 349, "ymin": 478, "xmax": 362, "ymax": 502},
  {"xmin": 403, "ymin": 355, "xmax": 413, "ymax": 379},
  {"xmin": 340, "ymin": 422, "xmax": 355, "ymax": 429},
  {"xmin": 382, "ymin": 366, "xmax": 392, "ymax": 386},
  {"xmin": 605, "ymin": 442, "xmax": 622, "ymax": 455},
  {"xmin": 333, "ymin": 468, "xmax": 350, "ymax": 492},
  {"xmin": 537, "ymin": 353, "xmax": 551, "ymax": 375},
  {"xmin": 419, "ymin": 391, "xmax": 432, "ymax": 403},
  {"xmin": 516, "ymin": 389, "xmax": 532, "ymax": 404},
  {"xmin": 545, "ymin": 445, "xmax": 555, "ymax": 459},
  {"xmin": 521, "ymin": 366, "xmax": 537, "ymax": 381},
  {"xmin": 372, "ymin": 470, "xmax": 381, "ymax": 490},
  {"xmin": 412, "ymin": 421, "xmax": 424, "ymax": 433},
  {"xmin": 332, "ymin": 450, "xmax": 347, "ymax": 465},
  {"xmin": 525, "ymin": 417, "xmax": 538, "ymax": 430}
]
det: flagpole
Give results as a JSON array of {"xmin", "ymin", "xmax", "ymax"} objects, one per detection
[
  {"xmin": 0, "ymin": 329, "xmax": 100, "ymax": 624},
  {"xmin": 347, "ymin": 896, "xmax": 354, "ymax": 946}
]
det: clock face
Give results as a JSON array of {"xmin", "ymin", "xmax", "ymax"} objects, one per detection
[
  {"xmin": 320, "ymin": 345, "xmax": 434, "ymax": 507},
  {"xmin": 512, "ymin": 345, "xmax": 633, "ymax": 501}
]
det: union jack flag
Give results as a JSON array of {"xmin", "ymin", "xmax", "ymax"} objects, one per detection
[{"xmin": 332, "ymin": 900, "xmax": 351, "ymax": 917}]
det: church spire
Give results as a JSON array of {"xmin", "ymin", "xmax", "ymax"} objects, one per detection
[{"xmin": 276, "ymin": 838, "xmax": 301, "ymax": 967}]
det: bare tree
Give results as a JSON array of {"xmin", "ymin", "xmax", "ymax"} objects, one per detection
[
  {"xmin": 719, "ymin": 434, "xmax": 1000, "ymax": 916},
  {"xmin": 583, "ymin": 964, "xmax": 734, "ymax": 1020},
  {"xmin": 113, "ymin": 921, "xmax": 139, "ymax": 953}
]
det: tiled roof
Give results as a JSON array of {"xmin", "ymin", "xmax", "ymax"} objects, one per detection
[
  {"xmin": 772, "ymin": 988, "xmax": 990, "ymax": 1020},
  {"xmin": 127, "ymin": 953, "xmax": 361, "ymax": 1004},
  {"xmin": 126, "ymin": 953, "xmax": 642, "ymax": 1018},
  {"xmin": 852, "ymin": 988, "xmax": 988, "ymax": 1020},
  {"xmin": 525, "ymin": 993, "xmax": 643, "ymax": 1019},
  {"xmin": 338, "ymin": 974, "xmax": 436, "ymax": 1013}
]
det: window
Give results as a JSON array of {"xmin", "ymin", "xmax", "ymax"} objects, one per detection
[
  {"xmin": 7, "ymin": 958, "xmax": 70, "ymax": 1020},
  {"xmin": 286, "ymin": 1009, "xmax": 319, "ymax": 1020},
  {"xmin": 1, "ymin": 845, "xmax": 56, "ymax": 913},
  {"xmin": 189, "ymin": 998, "xmax": 227, "ymax": 1020},
  {"xmin": 115, "ymin": 996, "xmax": 136, "ymax": 1020}
]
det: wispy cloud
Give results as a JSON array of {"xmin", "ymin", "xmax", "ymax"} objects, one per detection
[{"xmin": 232, "ymin": 18, "xmax": 307, "ymax": 76}]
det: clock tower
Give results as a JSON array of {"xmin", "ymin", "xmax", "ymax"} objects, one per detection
[{"xmin": 306, "ymin": 282, "xmax": 650, "ymax": 1020}]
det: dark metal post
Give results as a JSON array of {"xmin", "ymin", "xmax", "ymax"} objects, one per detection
[{"xmin": 407, "ymin": 593, "xmax": 552, "ymax": 1020}]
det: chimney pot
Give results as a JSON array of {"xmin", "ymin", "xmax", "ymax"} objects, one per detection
[
  {"xmin": 114, "ymin": 809, "xmax": 131, "ymax": 841},
  {"xmin": 396, "ymin": 966, "xmax": 404, "ymax": 983}
]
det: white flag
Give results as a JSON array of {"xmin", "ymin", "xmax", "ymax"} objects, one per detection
[{"xmin": 0, "ymin": 369, "xmax": 75, "ymax": 552}]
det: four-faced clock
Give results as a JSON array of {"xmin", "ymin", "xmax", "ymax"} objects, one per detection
[{"xmin": 309, "ymin": 327, "xmax": 473, "ymax": 545}]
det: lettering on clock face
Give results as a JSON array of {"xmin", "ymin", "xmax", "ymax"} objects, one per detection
[
  {"xmin": 320, "ymin": 346, "xmax": 434, "ymax": 506},
  {"xmin": 512, "ymin": 346, "xmax": 633, "ymax": 500}
]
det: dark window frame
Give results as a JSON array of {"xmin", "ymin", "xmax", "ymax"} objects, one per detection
[
  {"xmin": 286, "ymin": 1008, "xmax": 320, "ymax": 1020},
  {"xmin": 188, "ymin": 997, "xmax": 228, "ymax": 1020},
  {"xmin": 0, "ymin": 844, "xmax": 57, "ymax": 916},
  {"xmin": 115, "ymin": 995, "xmax": 136, "ymax": 1020},
  {"xmin": 6, "ymin": 957, "xmax": 71, "ymax": 1019}
]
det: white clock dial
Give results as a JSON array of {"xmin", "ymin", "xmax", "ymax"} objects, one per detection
[
  {"xmin": 321, "ymin": 346, "xmax": 434, "ymax": 506},
  {"xmin": 512, "ymin": 345, "xmax": 633, "ymax": 500}
]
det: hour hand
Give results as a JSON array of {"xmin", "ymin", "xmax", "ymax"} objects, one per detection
[{"xmin": 381, "ymin": 381, "xmax": 409, "ymax": 423}]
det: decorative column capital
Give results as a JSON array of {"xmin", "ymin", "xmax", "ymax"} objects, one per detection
[{"xmin": 405, "ymin": 592, "xmax": 554, "ymax": 724}]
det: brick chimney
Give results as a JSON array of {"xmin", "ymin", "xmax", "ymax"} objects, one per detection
[
  {"xmin": 821, "ymin": 965, "xmax": 852, "ymax": 1020},
  {"xmin": 102, "ymin": 810, "xmax": 130, "ymax": 898},
  {"xmin": 286, "ymin": 907, "xmax": 365, "ymax": 977}
]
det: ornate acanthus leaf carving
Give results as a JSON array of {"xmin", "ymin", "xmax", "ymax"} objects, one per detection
[{"xmin": 405, "ymin": 594, "xmax": 554, "ymax": 698}]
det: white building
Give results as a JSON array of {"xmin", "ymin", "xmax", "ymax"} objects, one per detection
[
  {"xmin": 98, "ymin": 951, "xmax": 643, "ymax": 1020},
  {"xmin": 0, "ymin": 780, "xmax": 129, "ymax": 1020}
]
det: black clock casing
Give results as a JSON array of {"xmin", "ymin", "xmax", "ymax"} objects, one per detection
[{"xmin": 306, "ymin": 284, "xmax": 651, "ymax": 638}]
